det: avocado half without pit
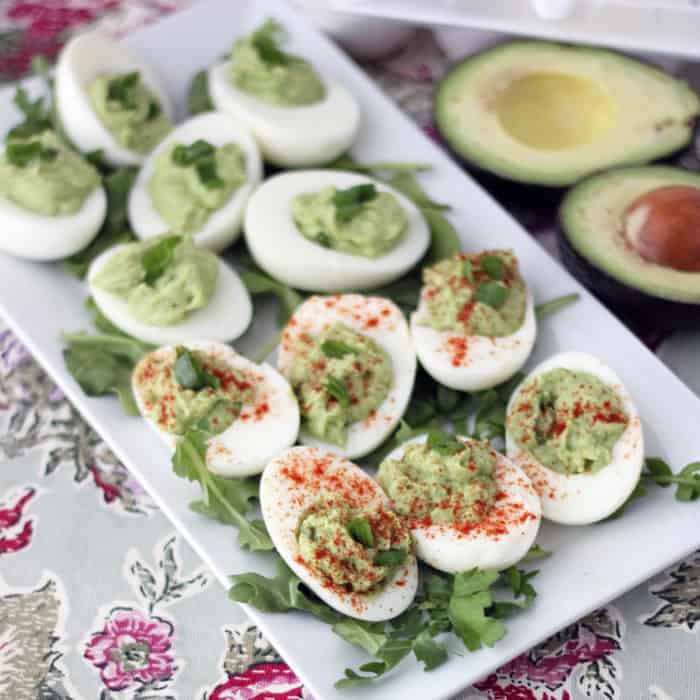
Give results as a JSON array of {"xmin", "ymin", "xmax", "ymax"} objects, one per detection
[
  {"xmin": 558, "ymin": 166, "xmax": 700, "ymax": 329},
  {"xmin": 435, "ymin": 41, "xmax": 700, "ymax": 187}
]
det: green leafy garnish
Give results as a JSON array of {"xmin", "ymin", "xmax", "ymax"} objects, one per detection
[
  {"xmin": 326, "ymin": 153, "xmax": 430, "ymax": 176},
  {"xmin": 426, "ymin": 429, "xmax": 463, "ymax": 456},
  {"xmin": 64, "ymin": 167, "xmax": 138, "ymax": 278},
  {"xmin": 62, "ymin": 332, "xmax": 150, "ymax": 415},
  {"xmin": 347, "ymin": 518, "xmax": 374, "ymax": 548},
  {"xmin": 316, "ymin": 232, "xmax": 333, "ymax": 248},
  {"xmin": 107, "ymin": 71, "xmax": 140, "ymax": 109},
  {"xmin": 490, "ymin": 566, "xmax": 539, "ymax": 618},
  {"xmin": 146, "ymin": 100, "xmax": 161, "ymax": 120},
  {"xmin": 7, "ymin": 86, "xmax": 53, "ymax": 140},
  {"xmin": 239, "ymin": 267, "xmax": 304, "ymax": 326},
  {"xmin": 523, "ymin": 544, "xmax": 552, "ymax": 562},
  {"xmin": 325, "ymin": 376, "xmax": 349, "ymax": 407},
  {"xmin": 332, "ymin": 619, "xmax": 387, "ymax": 656},
  {"xmin": 535, "ymin": 293, "xmax": 580, "ymax": 319},
  {"xmin": 251, "ymin": 20, "xmax": 290, "ymax": 66},
  {"xmin": 230, "ymin": 556, "xmax": 339, "ymax": 623},
  {"xmin": 386, "ymin": 171, "xmax": 449, "ymax": 211},
  {"xmin": 475, "ymin": 281, "xmax": 509, "ymax": 309},
  {"xmin": 5, "ymin": 139, "xmax": 59, "ymax": 167},
  {"xmin": 188, "ymin": 69, "xmax": 214, "ymax": 115},
  {"xmin": 142, "ymin": 235, "xmax": 181, "ymax": 286},
  {"xmin": 196, "ymin": 158, "xmax": 224, "ymax": 189},
  {"xmin": 172, "ymin": 139, "xmax": 215, "ymax": 166},
  {"xmin": 320, "ymin": 339, "xmax": 356, "ymax": 359},
  {"xmin": 173, "ymin": 347, "xmax": 220, "ymax": 390},
  {"xmin": 373, "ymin": 548, "xmax": 407, "ymax": 566},
  {"xmin": 172, "ymin": 429, "xmax": 272, "ymax": 551},
  {"xmin": 462, "ymin": 260, "xmax": 474, "ymax": 283},
  {"xmin": 423, "ymin": 209, "xmax": 460, "ymax": 263},
  {"xmin": 333, "ymin": 183, "xmax": 378, "ymax": 223},
  {"xmin": 412, "ymin": 630, "xmax": 449, "ymax": 670},
  {"xmin": 481, "ymin": 254, "xmax": 504, "ymax": 281}
]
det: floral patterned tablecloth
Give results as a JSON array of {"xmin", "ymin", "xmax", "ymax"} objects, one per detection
[{"xmin": 0, "ymin": 3, "xmax": 698, "ymax": 700}]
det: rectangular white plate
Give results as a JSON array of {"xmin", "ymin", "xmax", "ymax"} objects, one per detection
[
  {"xmin": 331, "ymin": 0, "xmax": 700, "ymax": 59},
  {"xmin": 0, "ymin": 2, "xmax": 699, "ymax": 698}
]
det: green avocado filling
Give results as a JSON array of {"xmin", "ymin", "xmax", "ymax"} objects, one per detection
[
  {"xmin": 288, "ymin": 322, "xmax": 392, "ymax": 446},
  {"xmin": 0, "ymin": 131, "xmax": 100, "ymax": 216},
  {"xmin": 133, "ymin": 346, "xmax": 255, "ymax": 435},
  {"xmin": 297, "ymin": 497, "xmax": 411, "ymax": 593},
  {"xmin": 230, "ymin": 20, "xmax": 325, "ymax": 106},
  {"xmin": 88, "ymin": 71, "xmax": 172, "ymax": 154},
  {"xmin": 92, "ymin": 235, "xmax": 218, "ymax": 326},
  {"xmin": 419, "ymin": 251, "xmax": 527, "ymax": 336},
  {"xmin": 148, "ymin": 140, "xmax": 247, "ymax": 234},
  {"xmin": 378, "ymin": 436, "xmax": 498, "ymax": 526},
  {"xmin": 508, "ymin": 368, "xmax": 629, "ymax": 475},
  {"xmin": 292, "ymin": 183, "xmax": 408, "ymax": 258}
]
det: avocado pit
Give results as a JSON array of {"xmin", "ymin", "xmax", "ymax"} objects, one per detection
[{"xmin": 624, "ymin": 185, "xmax": 700, "ymax": 272}]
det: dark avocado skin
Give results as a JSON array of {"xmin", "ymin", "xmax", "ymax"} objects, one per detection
[{"xmin": 556, "ymin": 221, "xmax": 700, "ymax": 332}]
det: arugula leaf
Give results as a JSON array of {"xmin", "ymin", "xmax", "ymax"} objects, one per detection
[
  {"xmin": 413, "ymin": 631, "xmax": 448, "ymax": 671},
  {"xmin": 436, "ymin": 385, "xmax": 460, "ymax": 413},
  {"xmin": 336, "ymin": 638, "xmax": 413, "ymax": 688},
  {"xmin": 372, "ymin": 275, "xmax": 422, "ymax": 313},
  {"xmin": 325, "ymin": 376, "xmax": 349, "ymax": 407},
  {"xmin": 142, "ymin": 235, "xmax": 181, "ymax": 286},
  {"xmin": 386, "ymin": 171, "xmax": 449, "ymax": 212},
  {"xmin": 173, "ymin": 346, "xmax": 220, "ymax": 390},
  {"xmin": 321, "ymin": 339, "xmax": 356, "ymax": 359},
  {"xmin": 62, "ymin": 332, "xmax": 148, "ymax": 414},
  {"xmin": 404, "ymin": 398, "xmax": 436, "ymax": 427},
  {"xmin": 535, "ymin": 293, "xmax": 580, "ymax": 320},
  {"xmin": 347, "ymin": 518, "xmax": 374, "ymax": 548},
  {"xmin": 172, "ymin": 429, "xmax": 273, "ymax": 551},
  {"xmin": 84, "ymin": 296, "xmax": 129, "ymax": 337},
  {"xmin": 475, "ymin": 281, "xmax": 509, "ymax": 309},
  {"xmin": 64, "ymin": 167, "xmax": 138, "ymax": 278},
  {"xmin": 673, "ymin": 462, "xmax": 700, "ymax": 502},
  {"xmin": 188, "ymin": 69, "xmax": 214, "ymax": 115},
  {"xmin": 473, "ymin": 389, "xmax": 506, "ymax": 439},
  {"xmin": 230, "ymin": 556, "xmax": 339, "ymax": 623},
  {"xmin": 333, "ymin": 619, "xmax": 387, "ymax": 656},
  {"xmin": 522, "ymin": 544, "xmax": 552, "ymax": 562},
  {"xmin": 325, "ymin": 153, "xmax": 431, "ymax": 176},
  {"xmin": 423, "ymin": 209, "xmax": 460, "ymax": 263},
  {"xmin": 373, "ymin": 548, "xmax": 407, "ymax": 566},
  {"xmin": 239, "ymin": 268, "xmax": 304, "ymax": 326},
  {"xmin": 427, "ymin": 429, "xmax": 462, "ymax": 456}
]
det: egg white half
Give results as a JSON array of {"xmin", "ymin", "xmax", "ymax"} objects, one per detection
[
  {"xmin": 128, "ymin": 112, "xmax": 262, "ymax": 252},
  {"xmin": 410, "ymin": 288, "xmax": 537, "ymax": 392},
  {"xmin": 382, "ymin": 435, "xmax": 542, "ymax": 573},
  {"xmin": 245, "ymin": 170, "xmax": 430, "ymax": 292},
  {"xmin": 505, "ymin": 351, "xmax": 645, "ymax": 525},
  {"xmin": 55, "ymin": 31, "xmax": 174, "ymax": 167},
  {"xmin": 277, "ymin": 294, "xmax": 416, "ymax": 459},
  {"xmin": 0, "ymin": 181, "xmax": 106, "ymax": 261},
  {"xmin": 260, "ymin": 446, "xmax": 418, "ymax": 621},
  {"xmin": 132, "ymin": 342, "xmax": 299, "ymax": 477},
  {"xmin": 87, "ymin": 244, "xmax": 252, "ymax": 346},
  {"xmin": 208, "ymin": 61, "xmax": 359, "ymax": 167}
]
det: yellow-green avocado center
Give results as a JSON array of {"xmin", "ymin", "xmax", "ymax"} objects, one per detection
[
  {"xmin": 297, "ymin": 497, "xmax": 411, "ymax": 593},
  {"xmin": 288, "ymin": 321, "xmax": 392, "ymax": 446},
  {"xmin": 378, "ymin": 438, "xmax": 498, "ymax": 526},
  {"xmin": 133, "ymin": 347, "xmax": 255, "ymax": 435},
  {"xmin": 148, "ymin": 140, "xmax": 247, "ymax": 234},
  {"xmin": 508, "ymin": 368, "xmax": 629, "ymax": 475},
  {"xmin": 0, "ymin": 131, "xmax": 100, "ymax": 216},
  {"xmin": 230, "ymin": 20, "xmax": 325, "ymax": 107},
  {"xmin": 88, "ymin": 71, "xmax": 172, "ymax": 154},
  {"xmin": 92, "ymin": 235, "xmax": 218, "ymax": 326},
  {"xmin": 419, "ymin": 251, "xmax": 527, "ymax": 336},
  {"xmin": 292, "ymin": 184, "xmax": 408, "ymax": 258}
]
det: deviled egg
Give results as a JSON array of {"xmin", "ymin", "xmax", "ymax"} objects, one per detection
[
  {"xmin": 379, "ymin": 433, "xmax": 541, "ymax": 573},
  {"xmin": 505, "ymin": 351, "xmax": 644, "ymax": 525},
  {"xmin": 87, "ymin": 235, "xmax": 252, "ymax": 345},
  {"xmin": 277, "ymin": 294, "xmax": 416, "ymax": 459},
  {"xmin": 132, "ymin": 342, "xmax": 299, "ymax": 477},
  {"xmin": 208, "ymin": 20, "xmax": 360, "ymax": 167},
  {"xmin": 55, "ymin": 31, "xmax": 174, "ymax": 167},
  {"xmin": 261, "ymin": 446, "xmax": 418, "ymax": 620},
  {"xmin": 245, "ymin": 170, "xmax": 430, "ymax": 291},
  {"xmin": 411, "ymin": 251, "xmax": 537, "ymax": 391},
  {"xmin": 0, "ymin": 130, "xmax": 106, "ymax": 260},
  {"xmin": 128, "ymin": 112, "xmax": 262, "ymax": 252}
]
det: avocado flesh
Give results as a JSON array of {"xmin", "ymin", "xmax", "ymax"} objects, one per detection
[
  {"xmin": 435, "ymin": 42, "xmax": 700, "ymax": 187},
  {"xmin": 560, "ymin": 166, "xmax": 700, "ymax": 305}
]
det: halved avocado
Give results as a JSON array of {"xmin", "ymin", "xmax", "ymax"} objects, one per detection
[
  {"xmin": 435, "ymin": 42, "xmax": 700, "ymax": 187},
  {"xmin": 558, "ymin": 166, "xmax": 700, "ymax": 329}
]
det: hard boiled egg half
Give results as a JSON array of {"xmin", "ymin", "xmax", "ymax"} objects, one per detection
[
  {"xmin": 261, "ymin": 446, "xmax": 418, "ymax": 620},
  {"xmin": 55, "ymin": 31, "xmax": 174, "ymax": 167},
  {"xmin": 128, "ymin": 112, "xmax": 262, "ymax": 252},
  {"xmin": 505, "ymin": 351, "xmax": 644, "ymax": 525},
  {"xmin": 411, "ymin": 251, "xmax": 537, "ymax": 392},
  {"xmin": 245, "ymin": 170, "xmax": 430, "ymax": 292},
  {"xmin": 379, "ymin": 434, "xmax": 541, "ymax": 573},
  {"xmin": 132, "ymin": 342, "xmax": 299, "ymax": 477},
  {"xmin": 277, "ymin": 294, "xmax": 416, "ymax": 459},
  {"xmin": 87, "ymin": 241, "xmax": 252, "ymax": 346}
]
